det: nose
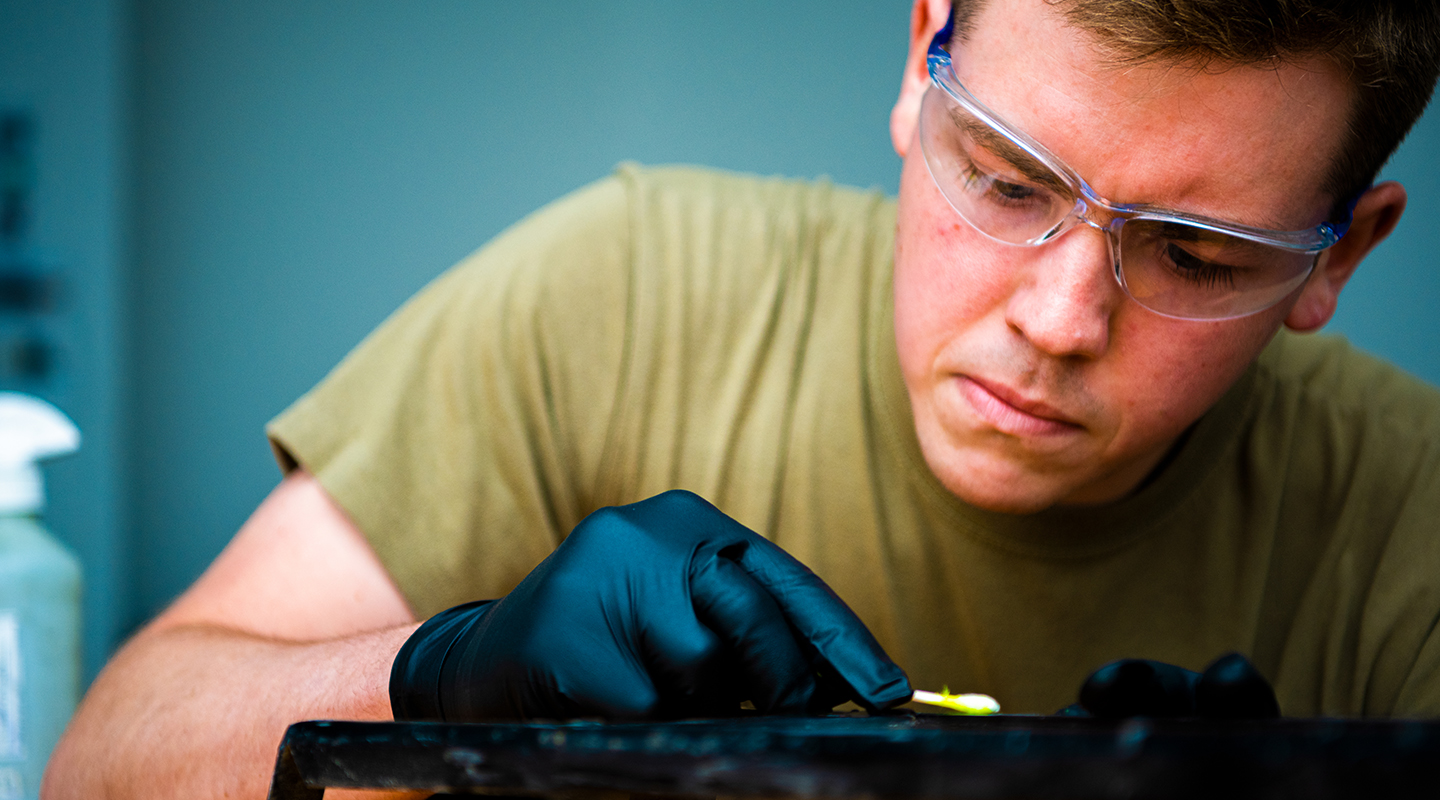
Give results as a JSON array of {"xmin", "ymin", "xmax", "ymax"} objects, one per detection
[{"xmin": 1003, "ymin": 223, "xmax": 1121, "ymax": 360}]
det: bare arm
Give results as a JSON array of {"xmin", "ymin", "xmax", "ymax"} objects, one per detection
[{"xmin": 43, "ymin": 471, "xmax": 427, "ymax": 800}]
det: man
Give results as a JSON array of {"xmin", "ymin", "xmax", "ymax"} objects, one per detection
[{"xmin": 44, "ymin": 0, "xmax": 1440, "ymax": 797}]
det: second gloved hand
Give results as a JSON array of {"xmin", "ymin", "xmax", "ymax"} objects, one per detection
[
  {"xmin": 1063, "ymin": 652, "xmax": 1281, "ymax": 719},
  {"xmin": 390, "ymin": 490, "xmax": 912, "ymax": 721}
]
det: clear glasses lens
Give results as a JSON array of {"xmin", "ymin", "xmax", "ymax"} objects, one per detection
[
  {"xmin": 919, "ymin": 87, "xmax": 1074, "ymax": 245},
  {"xmin": 918, "ymin": 84, "xmax": 1318, "ymax": 320},
  {"xmin": 1116, "ymin": 220, "xmax": 1316, "ymax": 319}
]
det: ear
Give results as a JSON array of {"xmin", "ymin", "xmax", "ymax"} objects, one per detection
[
  {"xmin": 1284, "ymin": 181, "xmax": 1407, "ymax": 332},
  {"xmin": 891, "ymin": 0, "xmax": 953, "ymax": 158}
]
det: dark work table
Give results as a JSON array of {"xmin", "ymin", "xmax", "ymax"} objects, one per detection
[{"xmin": 266, "ymin": 714, "xmax": 1440, "ymax": 799}]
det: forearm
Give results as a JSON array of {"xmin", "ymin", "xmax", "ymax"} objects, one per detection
[{"xmin": 44, "ymin": 621, "xmax": 423, "ymax": 800}]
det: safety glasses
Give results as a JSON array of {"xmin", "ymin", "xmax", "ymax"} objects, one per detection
[{"xmin": 920, "ymin": 18, "xmax": 1355, "ymax": 320}]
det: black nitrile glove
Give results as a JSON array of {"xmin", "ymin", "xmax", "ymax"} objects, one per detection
[
  {"xmin": 390, "ymin": 490, "xmax": 912, "ymax": 721},
  {"xmin": 1060, "ymin": 652, "xmax": 1280, "ymax": 719}
]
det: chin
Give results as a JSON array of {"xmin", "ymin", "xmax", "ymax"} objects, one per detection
[
  {"xmin": 947, "ymin": 481, "xmax": 1067, "ymax": 515},
  {"xmin": 923, "ymin": 447, "xmax": 1077, "ymax": 515}
]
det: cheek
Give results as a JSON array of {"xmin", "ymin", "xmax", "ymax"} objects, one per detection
[
  {"xmin": 1108, "ymin": 311, "xmax": 1280, "ymax": 440},
  {"xmin": 894, "ymin": 163, "xmax": 1014, "ymax": 376}
]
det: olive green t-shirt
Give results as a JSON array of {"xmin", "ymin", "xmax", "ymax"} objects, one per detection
[{"xmin": 268, "ymin": 164, "xmax": 1440, "ymax": 717}]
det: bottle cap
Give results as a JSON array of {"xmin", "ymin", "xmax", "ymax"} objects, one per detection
[{"xmin": 0, "ymin": 392, "xmax": 80, "ymax": 514}]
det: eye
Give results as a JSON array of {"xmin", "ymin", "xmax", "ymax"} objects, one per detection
[
  {"xmin": 959, "ymin": 159, "xmax": 1043, "ymax": 207},
  {"xmin": 990, "ymin": 178, "xmax": 1036, "ymax": 202},
  {"xmin": 1161, "ymin": 241, "xmax": 1237, "ymax": 289}
]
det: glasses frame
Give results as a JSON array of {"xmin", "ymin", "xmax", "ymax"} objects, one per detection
[{"xmin": 921, "ymin": 17, "xmax": 1356, "ymax": 320}]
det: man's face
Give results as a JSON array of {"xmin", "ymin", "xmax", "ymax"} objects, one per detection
[{"xmin": 891, "ymin": 0, "xmax": 1354, "ymax": 513}]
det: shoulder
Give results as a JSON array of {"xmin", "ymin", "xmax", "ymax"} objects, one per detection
[
  {"xmin": 615, "ymin": 162, "xmax": 890, "ymax": 211},
  {"xmin": 1240, "ymin": 330, "xmax": 1440, "ymax": 584},
  {"xmin": 613, "ymin": 163, "xmax": 896, "ymax": 311},
  {"xmin": 616, "ymin": 163, "xmax": 894, "ymax": 265},
  {"xmin": 1254, "ymin": 329, "xmax": 1440, "ymax": 440},
  {"xmin": 441, "ymin": 163, "xmax": 894, "ymax": 298},
  {"xmin": 1249, "ymin": 331, "xmax": 1440, "ymax": 715},
  {"xmin": 1247, "ymin": 329, "xmax": 1440, "ymax": 503}
]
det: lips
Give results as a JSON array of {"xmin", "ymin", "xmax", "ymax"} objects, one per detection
[{"xmin": 957, "ymin": 376, "xmax": 1083, "ymax": 437}]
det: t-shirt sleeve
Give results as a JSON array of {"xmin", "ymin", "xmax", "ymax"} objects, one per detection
[{"xmin": 266, "ymin": 172, "xmax": 634, "ymax": 618}]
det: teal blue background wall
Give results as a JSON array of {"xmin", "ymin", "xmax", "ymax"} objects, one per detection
[
  {"xmin": 4, "ymin": 1, "xmax": 1438, "ymax": 681},
  {"xmin": 126, "ymin": 0, "xmax": 913, "ymax": 650}
]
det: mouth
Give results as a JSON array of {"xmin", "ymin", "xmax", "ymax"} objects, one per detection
[{"xmin": 957, "ymin": 376, "xmax": 1084, "ymax": 437}]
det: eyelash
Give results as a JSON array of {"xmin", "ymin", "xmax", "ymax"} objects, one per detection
[
  {"xmin": 1162, "ymin": 242, "xmax": 1237, "ymax": 289},
  {"xmin": 961, "ymin": 160, "xmax": 1040, "ymax": 207}
]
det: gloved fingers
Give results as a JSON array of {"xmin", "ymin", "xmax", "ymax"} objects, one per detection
[
  {"xmin": 728, "ymin": 541, "xmax": 912, "ymax": 712},
  {"xmin": 505, "ymin": 651, "xmax": 667, "ymax": 721},
  {"xmin": 1078, "ymin": 658, "xmax": 1200, "ymax": 718},
  {"xmin": 806, "ymin": 668, "xmax": 857, "ymax": 715},
  {"xmin": 629, "ymin": 600, "xmax": 746, "ymax": 719},
  {"xmin": 439, "ymin": 589, "xmax": 668, "ymax": 721},
  {"xmin": 689, "ymin": 553, "xmax": 818, "ymax": 713},
  {"xmin": 1075, "ymin": 654, "xmax": 1279, "ymax": 720},
  {"xmin": 1196, "ymin": 652, "xmax": 1280, "ymax": 719},
  {"xmin": 1053, "ymin": 703, "xmax": 1090, "ymax": 717}
]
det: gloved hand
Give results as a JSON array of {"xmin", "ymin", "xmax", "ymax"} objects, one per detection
[
  {"xmin": 389, "ymin": 490, "xmax": 912, "ymax": 721},
  {"xmin": 1059, "ymin": 652, "xmax": 1280, "ymax": 719}
]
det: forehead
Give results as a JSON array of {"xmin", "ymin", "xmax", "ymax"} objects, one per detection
[{"xmin": 952, "ymin": 0, "xmax": 1354, "ymax": 229}]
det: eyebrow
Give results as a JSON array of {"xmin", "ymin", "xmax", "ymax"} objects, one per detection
[
  {"xmin": 941, "ymin": 93, "xmax": 1311, "ymax": 235},
  {"xmin": 949, "ymin": 108, "xmax": 1071, "ymax": 194}
]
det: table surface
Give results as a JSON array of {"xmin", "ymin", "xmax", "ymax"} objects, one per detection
[{"xmin": 266, "ymin": 713, "xmax": 1440, "ymax": 799}]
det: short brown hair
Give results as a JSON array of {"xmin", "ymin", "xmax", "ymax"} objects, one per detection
[{"xmin": 952, "ymin": 0, "xmax": 1440, "ymax": 212}]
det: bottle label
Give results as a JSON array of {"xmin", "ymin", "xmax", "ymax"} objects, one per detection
[{"xmin": 0, "ymin": 611, "xmax": 18, "ymax": 761}]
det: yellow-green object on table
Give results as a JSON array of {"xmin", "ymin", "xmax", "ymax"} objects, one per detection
[{"xmin": 911, "ymin": 688, "xmax": 1001, "ymax": 715}]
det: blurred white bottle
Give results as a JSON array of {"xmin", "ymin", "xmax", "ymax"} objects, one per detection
[{"xmin": 0, "ymin": 393, "xmax": 80, "ymax": 800}]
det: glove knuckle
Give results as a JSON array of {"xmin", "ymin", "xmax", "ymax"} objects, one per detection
[
  {"xmin": 648, "ymin": 488, "xmax": 708, "ymax": 510},
  {"xmin": 566, "ymin": 506, "xmax": 636, "ymax": 550},
  {"xmin": 668, "ymin": 629, "xmax": 724, "ymax": 668}
]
